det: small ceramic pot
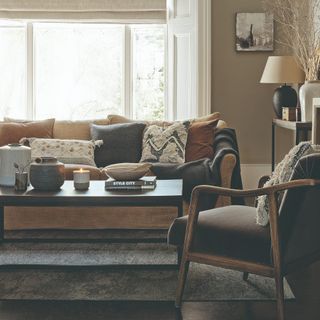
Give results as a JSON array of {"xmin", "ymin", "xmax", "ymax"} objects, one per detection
[{"xmin": 30, "ymin": 157, "xmax": 65, "ymax": 191}]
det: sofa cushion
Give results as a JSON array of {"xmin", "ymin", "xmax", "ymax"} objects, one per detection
[
  {"xmin": 185, "ymin": 118, "xmax": 219, "ymax": 162},
  {"xmin": 168, "ymin": 205, "xmax": 272, "ymax": 265},
  {"xmin": 140, "ymin": 122, "xmax": 189, "ymax": 164},
  {"xmin": 53, "ymin": 119, "xmax": 110, "ymax": 140},
  {"xmin": 107, "ymin": 112, "xmax": 221, "ymax": 125},
  {"xmin": 107, "ymin": 114, "xmax": 173, "ymax": 127},
  {"xmin": 0, "ymin": 119, "xmax": 55, "ymax": 147},
  {"xmin": 21, "ymin": 138, "xmax": 102, "ymax": 166},
  {"xmin": 108, "ymin": 113, "xmax": 221, "ymax": 162},
  {"xmin": 91, "ymin": 122, "xmax": 146, "ymax": 167},
  {"xmin": 64, "ymin": 164, "xmax": 102, "ymax": 180}
]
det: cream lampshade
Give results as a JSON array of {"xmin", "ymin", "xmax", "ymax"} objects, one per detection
[{"xmin": 260, "ymin": 56, "xmax": 305, "ymax": 118}]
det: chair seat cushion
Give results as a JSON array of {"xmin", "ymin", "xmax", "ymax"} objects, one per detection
[{"xmin": 168, "ymin": 205, "xmax": 272, "ymax": 265}]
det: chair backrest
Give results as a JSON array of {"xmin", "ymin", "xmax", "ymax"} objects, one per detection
[{"xmin": 279, "ymin": 153, "xmax": 320, "ymax": 267}]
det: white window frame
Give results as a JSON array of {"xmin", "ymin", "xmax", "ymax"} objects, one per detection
[{"xmin": 20, "ymin": 22, "xmax": 168, "ymax": 120}]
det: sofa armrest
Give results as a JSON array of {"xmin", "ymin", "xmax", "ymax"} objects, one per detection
[{"xmin": 151, "ymin": 128, "xmax": 243, "ymax": 208}]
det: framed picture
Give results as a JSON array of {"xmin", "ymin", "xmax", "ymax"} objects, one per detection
[{"xmin": 236, "ymin": 13, "xmax": 274, "ymax": 52}]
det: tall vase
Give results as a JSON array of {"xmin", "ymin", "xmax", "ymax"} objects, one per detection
[{"xmin": 299, "ymin": 80, "xmax": 320, "ymax": 122}]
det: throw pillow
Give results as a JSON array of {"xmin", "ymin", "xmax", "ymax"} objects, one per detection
[
  {"xmin": 0, "ymin": 119, "xmax": 55, "ymax": 147},
  {"xmin": 256, "ymin": 142, "xmax": 315, "ymax": 226},
  {"xmin": 20, "ymin": 138, "xmax": 103, "ymax": 167},
  {"xmin": 140, "ymin": 122, "xmax": 189, "ymax": 164},
  {"xmin": 107, "ymin": 112, "xmax": 220, "ymax": 126},
  {"xmin": 90, "ymin": 122, "xmax": 146, "ymax": 167},
  {"xmin": 53, "ymin": 119, "xmax": 110, "ymax": 140},
  {"xmin": 185, "ymin": 118, "xmax": 219, "ymax": 162}
]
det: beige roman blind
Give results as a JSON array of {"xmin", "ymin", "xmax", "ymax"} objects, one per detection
[{"xmin": 0, "ymin": 0, "xmax": 167, "ymax": 22}]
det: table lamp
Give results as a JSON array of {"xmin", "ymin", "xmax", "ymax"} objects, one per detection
[{"xmin": 260, "ymin": 56, "xmax": 305, "ymax": 118}]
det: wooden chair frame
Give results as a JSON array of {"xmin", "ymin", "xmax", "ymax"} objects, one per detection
[{"xmin": 175, "ymin": 179, "xmax": 320, "ymax": 320}]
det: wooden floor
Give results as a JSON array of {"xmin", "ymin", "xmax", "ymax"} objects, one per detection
[{"xmin": 0, "ymin": 261, "xmax": 319, "ymax": 320}]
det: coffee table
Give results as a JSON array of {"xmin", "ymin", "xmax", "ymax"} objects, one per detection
[{"xmin": 0, "ymin": 180, "xmax": 183, "ymax": 268}]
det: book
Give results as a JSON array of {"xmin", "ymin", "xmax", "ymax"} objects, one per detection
[
  {"xmin": 105, "ymin": 176, "xmax": 157, "ymax": 187},
  {"xmin": 105, "ymin": 185, "xmax": 156, "ymax": 191}
]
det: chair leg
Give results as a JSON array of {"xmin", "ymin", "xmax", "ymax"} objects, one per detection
[
  {"xmin": 243, "ymin": 272, "xmax": 249, "ymax": 281},
  {"xmin": 175, "ymin": 258, "xmax": 190, "ymax": 308},
  {"xmin": 274, "ymin": 274, "xmax": 285, "ymax": 320}
]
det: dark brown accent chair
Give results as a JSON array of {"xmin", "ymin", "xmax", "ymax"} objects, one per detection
[{"xmin": 168, "ymin": 154, "xmax": 320, "ymax": 320}]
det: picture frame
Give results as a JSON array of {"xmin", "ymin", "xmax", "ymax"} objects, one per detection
[{"xmin": 236, "ymin": 13, "xmax": 274, "ymax": 52}]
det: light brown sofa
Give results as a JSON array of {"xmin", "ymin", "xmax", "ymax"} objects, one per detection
[{"xmin": 4, "ymin": 117, "xmax": 239, "ymax": 230}]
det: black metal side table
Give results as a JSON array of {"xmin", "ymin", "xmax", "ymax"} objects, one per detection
[{"xmin": 272, "ymin": 119, "xmax": 312, "ymax": 171}]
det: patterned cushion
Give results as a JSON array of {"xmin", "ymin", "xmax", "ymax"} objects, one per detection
[
  {"xmin": 140, "ymin": 122, "xmax": 189, "ymax": 164},
  {"xmin": 20, "ymin": 138, "xmax": 103, "ymax": 167}
]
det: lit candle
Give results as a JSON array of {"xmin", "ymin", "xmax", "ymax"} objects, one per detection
[{"xmin": 73, "ymin": 168, "xmax": 90, "ymax": 190}]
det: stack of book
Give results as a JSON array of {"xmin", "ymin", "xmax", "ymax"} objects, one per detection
[{"xmin": 105, "ymin": 176, "xmax": 157, "ymax": 191}]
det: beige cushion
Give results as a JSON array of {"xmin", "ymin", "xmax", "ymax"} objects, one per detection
[
  {"xmin": 107, "ymin": 113, "xmax": 221, "ymax": 126},
  {"xmin": 53, "ymin": 119, "xmax": 110, "ymax": 140},
  {"xmin": 21, "ymin": 138, "xmax": 102, "ymax": 166},
  {"xmin": 140, "ymin": 122, "xmax": 189, "ymax": 164}
]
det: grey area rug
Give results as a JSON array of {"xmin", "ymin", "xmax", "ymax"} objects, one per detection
[{"xmin": 0, "ymin": 241, "xmax": 294, "ymax": 301}]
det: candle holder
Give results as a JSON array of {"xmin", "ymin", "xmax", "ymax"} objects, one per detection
[{"xmin": 73, "ymin": 169, "xmax": 90, "ymax": 191}]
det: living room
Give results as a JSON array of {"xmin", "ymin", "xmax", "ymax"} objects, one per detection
[{"xmin": 0, "ymin": 0, "xmax": 319, "ymax": 319}]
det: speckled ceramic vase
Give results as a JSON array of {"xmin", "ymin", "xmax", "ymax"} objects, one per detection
[{"xmin": 30, "ymin": 157, "xmax": 65, "ymax": 191}]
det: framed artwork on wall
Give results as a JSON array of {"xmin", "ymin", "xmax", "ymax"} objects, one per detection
[{"xmin": 236, "ymin": 13, "xmax": 274, "ymax": 52}]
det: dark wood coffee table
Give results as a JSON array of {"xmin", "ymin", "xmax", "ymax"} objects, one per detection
[{"xmin": 0, "ymin": 180, "xmax": 183, "ymax": 268}]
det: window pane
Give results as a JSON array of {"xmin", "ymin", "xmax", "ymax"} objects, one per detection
[
  {"xmin": 0, "ymin": 24, "xmax": 26, "ymax": 119},
  {"xmin": 34, "ymin": 23, "xmax": 123, "ymax": 120},
  {"xmin": 132, "ymin": 25, "xmax": 165, "ymax": 121}
]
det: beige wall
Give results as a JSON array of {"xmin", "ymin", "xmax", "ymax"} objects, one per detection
[{"xmin": 212, "ymin": 0, "xmax": 293, "ymax": 164}]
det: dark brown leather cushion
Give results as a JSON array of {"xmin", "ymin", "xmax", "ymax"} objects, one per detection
[
  {"xmin": 64, "ymin": 164, "xmax": 102, "ymax": 180},
  {"xmin": 168, "ymin": 205, "xmax": 272, "ymax": 265}
]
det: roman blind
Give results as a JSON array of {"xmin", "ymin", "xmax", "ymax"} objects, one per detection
[{"xmin": 0, "ymin": 0, "xmax": 167, "ymax": 22}]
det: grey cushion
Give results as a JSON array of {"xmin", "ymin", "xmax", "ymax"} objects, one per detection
[{"xmin": 90, "ymin": 123, "xmax": 146, "ymax": 167}]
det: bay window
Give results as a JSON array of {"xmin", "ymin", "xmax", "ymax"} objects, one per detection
[
  {"xmin": 0, "ymin": 0, "xmax": 212, "ymax": 122},
  {"xmin": 0, "ymin": 21, "xmax": 166, "ymax": 121}
]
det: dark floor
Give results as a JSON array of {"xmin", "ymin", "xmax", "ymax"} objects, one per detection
[{"xmin": 0, "ymin": 261, "xmax": 319, "ymax": 320}]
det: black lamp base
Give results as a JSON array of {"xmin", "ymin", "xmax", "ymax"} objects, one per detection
[{"xmin": 273, "ymin": 85, "xmax": 298, "ymax": 118}]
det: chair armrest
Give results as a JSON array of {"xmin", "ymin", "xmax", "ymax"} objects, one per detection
[{"xmin": 192, "ymin": 179, "xmax": 320, "ymax": 198}]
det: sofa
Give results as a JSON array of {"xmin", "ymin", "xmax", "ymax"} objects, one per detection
[{"xmin": 1, "ymin": 115, "xmax": 242, "ymax": 230}]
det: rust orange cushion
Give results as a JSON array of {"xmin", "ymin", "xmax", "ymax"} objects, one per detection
[
  {"xmin": 0, "ymin": 119, "xmax": 55, "ymax": 147},
  {"xmin": 185, "ymin": 118, "xmax": 219, "ymax": 162}
]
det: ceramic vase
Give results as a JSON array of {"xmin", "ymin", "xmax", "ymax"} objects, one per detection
[
  {"xmin": 299, "ymin": 80, "xmax": 320, "ymax": 122},
  {"xmin": 30, "ymin": 157, "xmax": 65, "ymax": 191}
]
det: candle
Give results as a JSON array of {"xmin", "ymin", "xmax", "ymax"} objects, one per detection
[{"xmin": 73, "ymin": 168, "xmax": 90, "ymax": 190}]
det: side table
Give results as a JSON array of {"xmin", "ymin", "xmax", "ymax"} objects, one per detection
[{"xmin": 272, "ymin": 119, "xmax": 312, "ymax": 171}]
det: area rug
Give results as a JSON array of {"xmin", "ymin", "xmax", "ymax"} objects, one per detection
[{"xmin": 0, "ymin": 241, "xmax": 294, "ymax": 301}]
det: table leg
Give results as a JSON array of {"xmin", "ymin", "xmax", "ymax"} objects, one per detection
[
  {"xmin": 0, "ymin": 206, "xmax": 3, "ymax": 242},
  {"xmin": 272, "ymin": 122, "xmax": 275, "ymax": 172}
]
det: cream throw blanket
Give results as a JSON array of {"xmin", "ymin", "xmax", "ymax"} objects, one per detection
[{"xmin": 256, "ymin": 142, "xmax": 316, "ymax": 226}]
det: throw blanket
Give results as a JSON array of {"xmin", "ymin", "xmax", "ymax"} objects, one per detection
[
  {"xmin": 256, "ymin": 142, "xmax": 315, "ymax": 226},
  {"xmin": 151, "ymin": 128, "xmax": 244, "ymax": 211}
]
